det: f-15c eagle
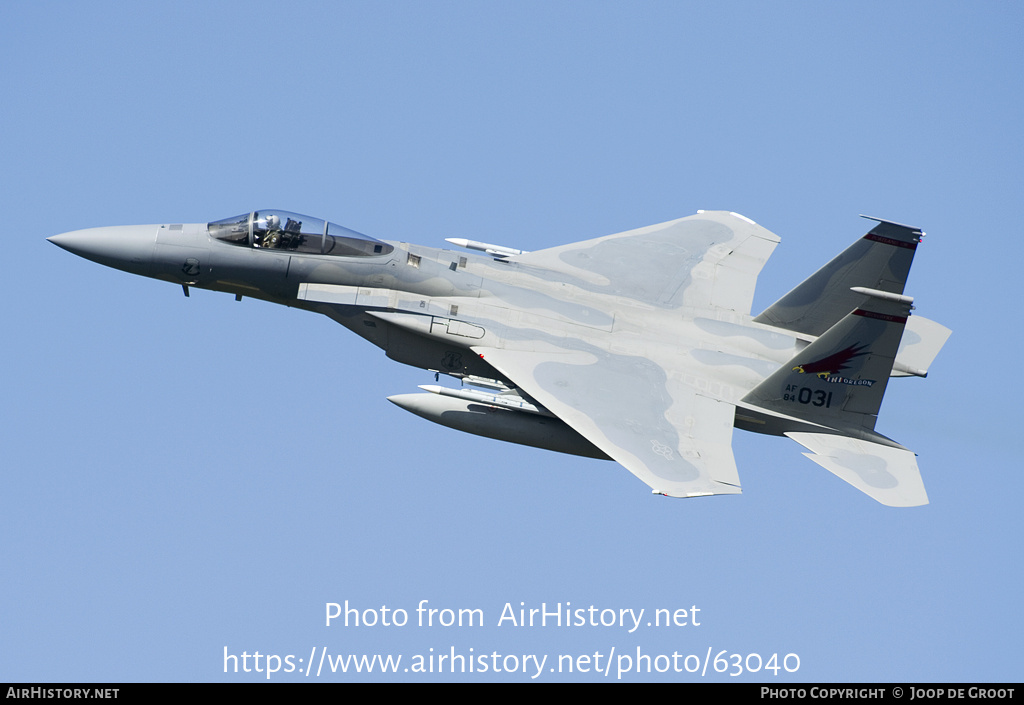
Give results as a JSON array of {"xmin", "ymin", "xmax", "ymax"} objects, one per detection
[{"xmin": 49, "ymin": 210, "xmax": 949, "ymax": 506}]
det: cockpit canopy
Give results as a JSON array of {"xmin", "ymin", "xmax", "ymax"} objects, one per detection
[{"xmin": 208, "ymin": 210, "xmax": 394, "ymax": 257}]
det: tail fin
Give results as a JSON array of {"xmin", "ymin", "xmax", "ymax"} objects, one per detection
[
  {"xmin": 754, "ymin": 216, "xmax": 922, "ymax": 337},
  {"xmin": 742, "ymin": 287, "xmax": 912, "ymax": 440}
]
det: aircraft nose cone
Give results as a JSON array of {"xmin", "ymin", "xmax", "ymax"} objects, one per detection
[{"xmin": 48, "ymin": 224, "xmax": 158, "ymax": 276}]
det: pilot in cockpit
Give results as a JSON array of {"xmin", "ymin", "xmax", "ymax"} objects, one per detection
[{"xmin": 263, "ymin": 213, "xmax": 282, "ymax": 248}]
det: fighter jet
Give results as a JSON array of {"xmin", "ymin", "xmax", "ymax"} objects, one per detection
[{"xmin": 49, "ymin": 209, "xmax": 950, "ymax": 506}]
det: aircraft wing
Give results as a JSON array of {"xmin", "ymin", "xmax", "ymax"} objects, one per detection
[
  {"xmin": 471, "ymin": 345, "xmax": 743, "ymax": 498},
  {"xmin": 511, "ymin": 211, "xmax": 780, "ymax": 314}
]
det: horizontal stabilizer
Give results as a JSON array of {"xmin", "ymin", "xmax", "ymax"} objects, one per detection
[
  {"xmin": 893, "ymin": 315, "xmax": 952, "ymax": 377},
  {"xmin": 786, "ymin": 432, "xmax": 928, "ymax": 506}
]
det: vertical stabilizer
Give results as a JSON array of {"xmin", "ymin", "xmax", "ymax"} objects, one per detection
[
  {"xmin": 754, "ymin": 216, "xmax": 922, "ymax": 337},
  {"xmin": 743, "ymin": 288, "xmax": 913, "ymax": 439}
]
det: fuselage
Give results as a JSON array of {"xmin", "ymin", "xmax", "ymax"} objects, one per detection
[{"xmin": 49, "ymin": 210, "xmax": 807, "ymax": 431}]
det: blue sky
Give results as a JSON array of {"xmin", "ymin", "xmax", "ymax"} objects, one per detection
[{"xmin": 2, "ymin": 1, "xmax": 1020, "ymax": 682}]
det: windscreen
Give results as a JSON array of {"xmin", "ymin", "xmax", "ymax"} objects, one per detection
[{"xmin": 209, "ymin": 210, "xmax": 393, "ymax": 257}]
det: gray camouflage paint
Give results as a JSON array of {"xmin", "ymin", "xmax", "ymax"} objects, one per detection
[{"xmin": 49, "ymin": 210, "xmax": 948, "ymax": 505}]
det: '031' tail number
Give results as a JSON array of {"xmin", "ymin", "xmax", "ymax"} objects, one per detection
[{"xmin": 784, "ymin": 385, "xmax": 834, "ymax": 408}]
